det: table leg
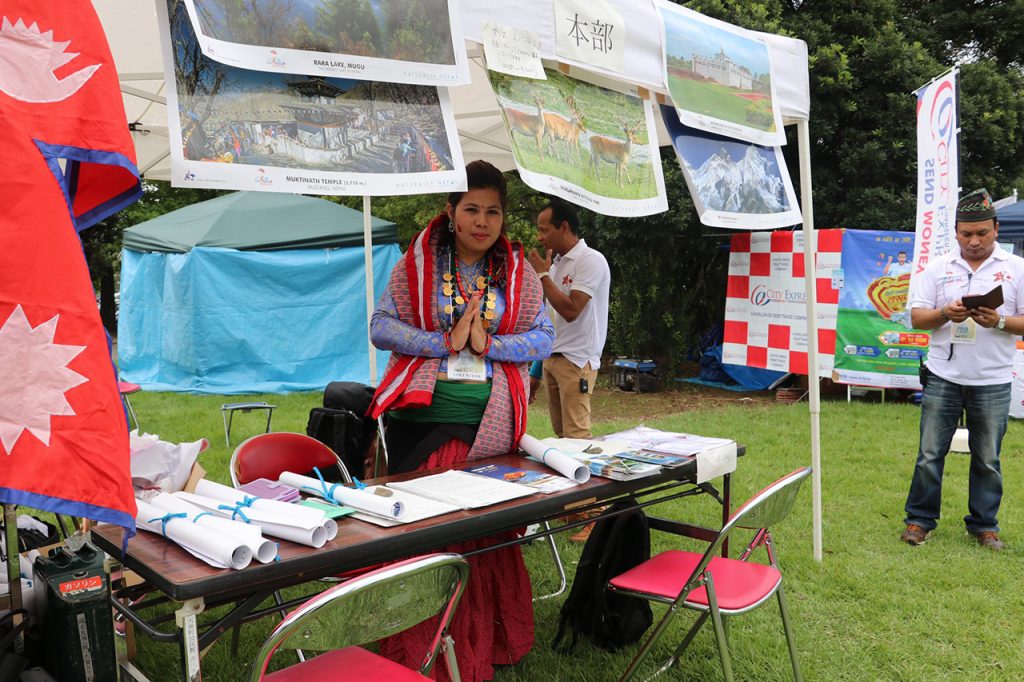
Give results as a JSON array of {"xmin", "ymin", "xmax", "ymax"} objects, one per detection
[
  {"xmin": 721, "ymin": 472, "xmax": 732, "ymax": 558},
  {"xmin": 175, "ymin": 598, "xmax": 206, "ymax": 682}
]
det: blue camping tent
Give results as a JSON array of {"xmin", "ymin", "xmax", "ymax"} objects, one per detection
[
  {"xmin": 997, "ymin": 201, "xmax": 1024, "ymax": 252},
  {"xmin": 118, "ymin": 192, "xmax": 402, "ymax": 394}
]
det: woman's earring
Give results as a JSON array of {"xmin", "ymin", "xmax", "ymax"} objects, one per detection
[{"xmin": 447, "ymin": 216, "xmax": 455, "ymax": 233}]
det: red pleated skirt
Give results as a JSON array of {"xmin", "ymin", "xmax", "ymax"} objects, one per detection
[{"xmin": 378, "ymin": 438, "xmax": 535, "ymax": 682}]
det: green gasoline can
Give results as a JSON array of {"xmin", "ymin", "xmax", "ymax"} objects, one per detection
[{"xmin": 33, "ymin": 542, "xmax": 116, "ymax": 682}]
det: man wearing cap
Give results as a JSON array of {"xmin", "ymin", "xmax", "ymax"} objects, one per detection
[
  {"xmin": 527, "ymin": 197, "xmax": 610, "ymax": 439},
  {"xmin": 901, "ymin": 189, "xmax": 1024, "ymax": 550}
]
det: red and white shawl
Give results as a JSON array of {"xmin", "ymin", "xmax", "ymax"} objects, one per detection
[{"xmin": 369, "ymin": 213, "xmax": 542, "ymax": 459}]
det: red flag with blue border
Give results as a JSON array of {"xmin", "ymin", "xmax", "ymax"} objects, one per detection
[{"xmin": 0, "ymin": 2, "xmax": 142, "ymax": 539}]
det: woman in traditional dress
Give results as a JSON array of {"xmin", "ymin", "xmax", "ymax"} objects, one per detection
[{"xmin": 369, "ymin": 159, "xmax": 553, "ymax": 681}]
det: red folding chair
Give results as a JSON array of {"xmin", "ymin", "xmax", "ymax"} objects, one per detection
[
  {"xmin": 608, "ymin": 467, "xmax": 811, "ymax": 682},
  {"xmin": 230, "ymin": 432, "xmax": 352, "ymax": 487},
  {"xmin": 118, "ymin": 380, "xmax": 141, "ymax": 430},
  {"xmin": 249, "ymin": 553, "xmax": 469, "ymax": 681}
]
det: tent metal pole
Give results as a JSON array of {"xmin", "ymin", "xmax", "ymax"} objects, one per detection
[
  {"xmin": 363, "ymin": 196, "xmax": 378, "ymax": 385},
  {"xmin": 4, "ymin": 503, "xmax": 25, "ymax": 651},
  {"xmin": 797, "ymin": 119, "xmax": 823, "ymax": 562}
]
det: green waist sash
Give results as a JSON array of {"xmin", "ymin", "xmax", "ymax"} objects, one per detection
[{"xmin": 389, "ymin": 379, "xmax": 492, "ymax": 425}]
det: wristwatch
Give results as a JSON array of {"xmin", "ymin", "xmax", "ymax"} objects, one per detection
[{"xmin": 997, "ymin": 315, "xmax": 1007, "ymax": 331}]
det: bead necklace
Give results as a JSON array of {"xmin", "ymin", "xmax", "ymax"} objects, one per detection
[{"xmin": 442, "ymin": 247, "xmax": 497, "ymax": 323}]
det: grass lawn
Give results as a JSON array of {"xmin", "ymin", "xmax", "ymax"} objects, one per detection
[{"xmin": 115, "ymin": 380, "xmax": 1024, "ymax": 681}]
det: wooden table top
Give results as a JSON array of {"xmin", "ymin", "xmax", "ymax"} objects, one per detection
[{"xmin": 93, "ymin": 451, "xmax": 725, "ymax": 602}]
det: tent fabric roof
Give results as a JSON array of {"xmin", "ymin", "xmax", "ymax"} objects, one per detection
[
  {"xmin": 122, "ymin": 191, "xmax": 398, "ymax": 252},
  {"xmin": 997, "ymin": 202, "xmax": 1024, "ymax": 240}
]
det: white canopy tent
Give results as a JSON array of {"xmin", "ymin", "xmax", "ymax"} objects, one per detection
[{"xmin": 93, "ymin": 0, "xmax": 824, "ymax": 561}]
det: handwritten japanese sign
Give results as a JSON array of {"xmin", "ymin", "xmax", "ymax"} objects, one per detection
[{"xmin": 482, "ymin": 22, "xmax": 546, "ymax": 79}]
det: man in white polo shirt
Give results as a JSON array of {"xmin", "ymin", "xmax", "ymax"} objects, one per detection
[
  {"xmin": 528, "ymin": 198, "xmax": 610, "ymax": 438},
  {"xmin": 901, "ymin": 189, "xmax": 1024, "ymax": 551}
]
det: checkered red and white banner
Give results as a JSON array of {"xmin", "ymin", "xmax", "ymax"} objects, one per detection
[{"xmin": 722, "ymin": 229, "xmax": 843, "ymax": 376}]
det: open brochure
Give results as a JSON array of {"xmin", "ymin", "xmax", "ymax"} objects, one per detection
[
  {"xmin": 538, "ymin": 438, "xmax": 662, "ymax": 482},
  {"xmin": 464, "ymin": 462, "xmax": 579, "ymax": 494},
  {"xmin": 603, "ymin": 426, "xmax": 737, "ymax": 483},
  {"xmin": 388, "ymin": 470, "xmax": 536, "ymax": 508}
]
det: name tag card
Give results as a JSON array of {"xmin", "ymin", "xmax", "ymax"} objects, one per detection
[{"xmin": 448, "ymin": 350, "xmax": 487, "ymax": 381}]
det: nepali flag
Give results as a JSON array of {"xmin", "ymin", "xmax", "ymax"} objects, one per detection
[{"xmin": 0, "ymin": 2, "xmax": 142, "ymax": 538}]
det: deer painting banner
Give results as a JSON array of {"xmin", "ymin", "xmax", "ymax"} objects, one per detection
[
  {"xmin": 662, "ymin": 106, "xmax": 800, "ymax": 229},
  {"xmin": 832, "ymin": 230, "xmax": 924, "ymax": 390},
  {"xmin": 157, "ymin": 0, "xmax": 466, "ymax": 196},
  {"xmin": 181, "ymin": 0, "xmax": 470, "ymax": 86},
  {"xmin": 488, "ymin": 67, "xmax": 667, "ymax": 217},
  {"xmin": 655, "ymin": 1, "xmax": 784, "ymax": 147}
]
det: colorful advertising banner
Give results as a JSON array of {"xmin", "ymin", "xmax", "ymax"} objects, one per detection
[
  {"xmin": 655, "ymin": 0, "xmax": 785, "ymax": 146},
  {"xmin": 661, "ymin": 105, "xmax": 800, "ymax": 229},
  {"xmin": 157, "ymin": 0, "xmax": 465, "ymax": 196},
  {"xmin": 182, "ymin": 0, "xmax": 470, "ymax": 86},
  {"xmin": 832, "ymin": 230, "xmax": 925, "ymax": 389},
  {"xmin": 489, "ymin": 67, "xmax": 667, "ymax": 217},
  {"xmin": 912, "ymin": 68, "xmax": 959, "ymax": 286},
  {"xmin": 722, "ymin": 229, "xmax": 843, "ymax": 377}
]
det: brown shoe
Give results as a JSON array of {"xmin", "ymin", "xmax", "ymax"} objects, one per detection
[
  {"xmin": 900, "ymin": 524, "xmax": 930, "ymax": 546},
  {"xmin": 569, "ymin": 522, "xmax": 595, "ymax": 543},
  {"xmin": 972, "ymin": 531, "xmax": 1005, "ymax": 551}
]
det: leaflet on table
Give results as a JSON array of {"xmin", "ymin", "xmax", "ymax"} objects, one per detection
[
  {"xmin": 388, "ymin": 470, "xmax": 536, "ymax": 508},
  {"xmin": 538, "ymin": 438, "xmax": 661, "ymax": 481},
  {"xmin": 464, "ymin": 463, "xmax": 578, "ymax": 494},
  {"xmin": 349, "ymin": 487, "xmax": 462, "ymax": 528},
  {"xmin": 603, "ymin": 426, "xmax": 735, "ymax": 457}
]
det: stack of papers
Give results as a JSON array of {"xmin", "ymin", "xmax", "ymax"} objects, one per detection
[
  {"xmin": 388, "ymin": 470, "xmax": 536, "ymax": 508},
  {"xmin": 603, "ymin": 426, "xmax": 738, "ymax": 483},
  {"xmin": 239, "ymin": 478, "xmax": 301, "ymax": 503}
]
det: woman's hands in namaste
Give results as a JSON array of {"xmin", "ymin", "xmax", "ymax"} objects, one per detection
[
  {"xmin": 469, "ymin": 299, "xmax": 490, "ymax": 355},
  {"xmin": 450, "ymin": 293, "xmax": 482, "ymax": 352}
]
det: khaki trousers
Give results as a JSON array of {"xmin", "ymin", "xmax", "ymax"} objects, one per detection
[{"xmin": 543, "ymin": 355, "xmax": 598, "ymax": 438}]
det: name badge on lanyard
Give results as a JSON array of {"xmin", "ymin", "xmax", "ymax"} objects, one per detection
[
  {"xmin": 448, "ymin": 349, "xmax": 487, "ymax": 381},
  {"xmin": 951, "ymin": 318, "xmax": 977, "ymax": 344}
]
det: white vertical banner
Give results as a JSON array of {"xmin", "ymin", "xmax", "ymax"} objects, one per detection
[{"xmin": 912, "ymin": 68, "xmax": 959, "ymax": 288}]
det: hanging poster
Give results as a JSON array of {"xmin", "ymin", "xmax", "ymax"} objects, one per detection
[
  {"xmin": 832, "ymin": 230, "xmax": 925, "ymax": 389},
  {"xmin": 488, "ymin": 67, "xmax": 667, "ymax": 217},
  {"xmin": 655, "ymin": 1, "xmax": 784, "ymax": 146},
  {"xmin": 157, "ymin": 0, "xmax": 466, "ymax": 196},
  {"xmin": 182, "ymin": 0, "xmax": 469, "ymax": 86},
  {"xmin": 911, "ymin": 68, "xmax": 959, "ymax": 287},
  {"xmin": 661, "ymin": 105, "xmax": 800, "ymax": 229},
  {"xmin": 722, "ymin": 229, "xmax": 843, "ymax": 377}
]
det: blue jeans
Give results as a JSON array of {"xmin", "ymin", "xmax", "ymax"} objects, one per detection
[{"xmin": 904, "ymin": 373, "xmax": 1010, "ymax": 534}]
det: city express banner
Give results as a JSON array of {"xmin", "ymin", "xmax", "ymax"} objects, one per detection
[
  {"xmin": 911, "ymin": 69, "xmax": 959, "ymax": 289},
  {"xmin": 723, "ymin": 229, "xmax": 842, "ymax": 377},
  {"xmin": 832, "ymin": 230, "xmax": 925, "ymax": 389}
]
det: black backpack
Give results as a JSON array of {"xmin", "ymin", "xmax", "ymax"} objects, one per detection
[{"xmin": 552, "ymin": 498, "xmax": 654, "ymax": 652}]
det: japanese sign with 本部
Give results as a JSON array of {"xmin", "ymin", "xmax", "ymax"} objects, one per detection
[{"xmin": 553, "ymin": 0, "xmax": 625, "ymax": 74}]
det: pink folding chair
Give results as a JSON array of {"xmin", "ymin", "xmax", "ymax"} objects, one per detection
[
  {"xmin": 607, "ymin": 467, "xmax": 811, "ymax": 682},
  {"xmin": 249, "ymin": 553, "xmax": 469, "ymax": 681}
]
